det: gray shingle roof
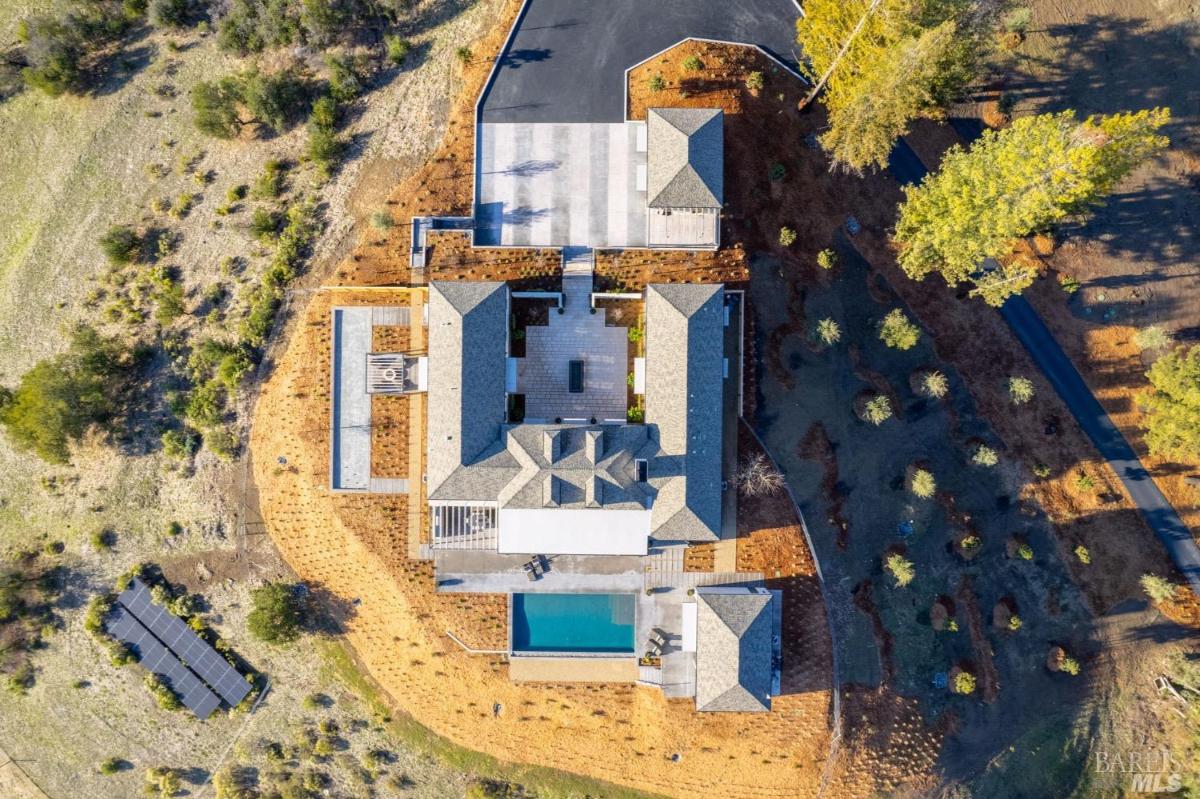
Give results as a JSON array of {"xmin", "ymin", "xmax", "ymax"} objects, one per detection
[
  {"xmin": 694, "ymin": 590, "xmax": 773, "ymax": 712},
  {"xmin": 426, "ymin": 282, "xmax": 510, "ymax": 498},
  {"xmin": 644, "ymin": 284, "xmax": 724, "ymax": 541},
  {"xmin": 647, "ymin": 108, "xmax": 723, "ymax": 209}
]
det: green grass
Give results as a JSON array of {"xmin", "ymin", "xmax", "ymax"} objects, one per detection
[{"xmin": 318, "ymin": 640, "xmax": 668, "ymax": 799}]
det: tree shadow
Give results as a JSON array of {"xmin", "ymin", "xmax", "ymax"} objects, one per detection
[{"xmin": 302, "ymin": 581, "xmax": 359, "ymax": 636}]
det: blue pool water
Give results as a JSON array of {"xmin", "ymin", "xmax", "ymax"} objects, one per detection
[{"xmin": 511, "ymin": 593, "xmax": 635, "ymax": 653}]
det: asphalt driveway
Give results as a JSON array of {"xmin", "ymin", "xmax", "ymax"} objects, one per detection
[{"xmin": 479, "ymin": 0, "xmax": 803, "ymax": 123}]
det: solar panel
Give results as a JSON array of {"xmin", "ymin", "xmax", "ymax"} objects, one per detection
[
  {"xmin": 106, "ymin": 605, "xmax": 222, "ymax": 719},
  {"xmin": 117, "ymin": 579, "xmax": 252, "ymax": 708}
]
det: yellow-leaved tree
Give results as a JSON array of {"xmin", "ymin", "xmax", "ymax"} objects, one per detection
[
  {"xmin": 893, "ymin": 108, "xmax": 1170, "ymax": 305},
  {"xmin": 796, "ymin": 0, "xmax": 990, "ymax": 172}
]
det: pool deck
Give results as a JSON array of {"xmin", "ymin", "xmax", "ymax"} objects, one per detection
[{"xmin": 509, "ymin": 656, "xmax": 639, "ymax": 683}]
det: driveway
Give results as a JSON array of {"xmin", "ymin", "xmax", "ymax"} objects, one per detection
[
  {"xmin": 478, "ymin": 0, "xmax": 803, "ymax": 123},
  {"xmin": 888, "ymin": 137, "xmax": 1200, "ymax": 594}
]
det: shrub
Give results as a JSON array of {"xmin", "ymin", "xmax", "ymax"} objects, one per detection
[
  {"xmin": 885, "ymin": 554, "xmax": 915, "ymax": 587},
  {"xmin": 149, "ymin": 0, "xmax": 192, "ymax": 28},
  {"xmin": 306, "ymin": 96, "xmax": 343, "ymax": 178},
  {"xmin": 1008, "ymin": 376, "xmax": 1035, "ymax": 404},
  {"xmin": 144, "ymin": 673, "xmax": 182, "ymax": 711},
  {"xmin": 240, "ymin": 68, "xmax": 311, "ymax": 133},
  {"xmin": 909, "ymin": 468, "xmax": 936, "ymax": 499},
  {"xmin": 99, "ymin": 225, "xmax": 142, "ymax": 265},
  {"xmin": 385, "ymin": 35, "xmax": 412, "ymax": 65},
  {"xmin": 816, "ymin": 318, "xmax": 841, "ymax": 346},
  {"xmin": 250, "ymin": 207, "xmax": 280, "ymax": 239},
  {"xmin": 649, "ymin": 74, "xmax": 665, "ymax": 92},
  {"xmin": 1134, "ymin": 325, "xmax": 1172, "ymax": 352},
  {"xmin": 682, "ymin": 55, "xmax": 703, "ymax": 71},
  {"xmin": 1016, "ymin": 543, "xmax": 1033, "ymax": 561},
  {"xmin": 247, "ymin": 582, "xmax": 305, "ymax": 644},
  {"xmin": 879, "ymin": 309, "xmax": 920, "ymax": 350},
  {"xmin": 1059, "ymin": 274, "xmax": 1080, "ymax": 294},
  {"xmin": 920, "ymin": 371, "xmax": 949, "ymax": 399},
  {"xmin": 1003, "ymin": 7, "xmax": 1032, "ymax": 33},
  {"xmin": 1060, "ymin": 656, "xmax": 1080, "ymax": 676},
  {"xmin": 226, "ymin": 184, "xmax": 248, "ymax": 203},
  {"xmin": 371, "ymin": 211, "xmax": 394, "ymax": 230},
  {"xmin": 185, "ymin": 381, "xmax": 226, "ymax": 429},
  {"xmin": 863, "ymin": 395, "xmax": 892, "ymax": 425},
  {"xmin": 205, "ymin": 427, "xmax": 239, "ymax": 461},
  {"xmin": 1007, "ymin": 614, "xmax": 1022, "ymax": 631},
  {"xmin": 816, "ymin": 248, "xmax": 837, "ymax": 270},
  {"xmin": 19, "ymin": 17, "xmax": 86, "ymax": 97},
  {"xmin": 952, "ymin": 671, "xmax": 976, "ymax": 695},
  {"xmin": 98, "ymin": 757, "xmax": 123, "ymax": 775},
  {"xmin": 192, "ymin": 77, "xmax": 246, "ymax": 139},
  {"xmin": 1074, "ymin": 471, "xmax": 1095, "ymax": 492},
  {"xmin": 455, "ymin": 46, "xmax": 471, "ymax": 64},
  {"xmin": 251, "ymin": 159, "xmax": 287, "ymax": 199},
  {"xmin": 768, "ymin": 162, "xmax": 787, "ymax": 181},
  {"xmin": 960, "ymin": 534, "xmax": 981, "ymax": 551},
  {"xmin": 144, "ymin": 765, "xmax": 182, "ymax": 797},
  {"xmin": 779, "ymin": 226, "xmax": 797, "ymax": 247},
  {"xmin": 1031, "ymin": 461, "xmax": 1051, "ymax": 479},
  {"xmin": 745, "ymin": 70, "xmax": 764, "ymax": 91},
  {"xmin": 162, "ymin": 428, "xmax": 197, "ymax": 459},
  {"xmin": 91, "ymin": 529, "xmax": 116, "ymax": 551},
  {"xmin": 735, "ymin": 452, "xmax": 784, "ymax": 497},
  {"xmin": 1140, "ymin": 573, "xmax": 1176, "ymax": 603},
  {"xmin": 1074, "ymin": 545, "xmax": 1091, "ymax": 564},
  {"xmin": 970, "ymin": 444, "xmax": 998, "ymax": 467}
]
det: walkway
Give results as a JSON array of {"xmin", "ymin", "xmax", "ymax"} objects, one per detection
[{"xmin": 888, "ymin": 137, "xmax": 1200, "ymax": 593}]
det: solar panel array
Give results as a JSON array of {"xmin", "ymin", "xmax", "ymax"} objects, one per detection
[
  {"xmin": 106, "ymin": 604, "xmax": 222, "ymax": 719},
  {"xmin": 105, "ymin": 577, "xmax": 251, "ymax": 719}
]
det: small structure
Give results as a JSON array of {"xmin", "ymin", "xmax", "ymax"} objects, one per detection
[
  {"xmin": 693, "ymin": 587, "xmax": 774, "ymax": 712},
  {"xmin": 646, "ymin": 108, "xmax": 723, "ymax": 248}
]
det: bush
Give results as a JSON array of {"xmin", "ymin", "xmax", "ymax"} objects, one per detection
[
  {"xmin": 1008, "ymin": 376, "xmax": 1035, "ymax": 404},
  {"xmin": 144, "ymin": 673, "xmax": 182, "ymax": 711},
  {"xmin": 144, "ymin": 765, "xmax": 182, "ymax": 798},
  {"xmin": 862, "ymin": 395, "xmax": 892, "ymax": 425},
  {"xmin": 250, "ymin": 207, "xmax": 280, "ymax": 239},
  {"xmin": 0, "ymin": 327, "xmax": 133, "ymax": 464},
  {"xmin": 649, "ymin": 74, "xmax": 665, "ymax": 92},
  {"xmin": 1016, "ymin": 543, "xmax": 1033, "ymax": 561},
  {"xmin": 1007, "ymin": 614, "xmax": 1022, "ymax": 631},
  {"xmin": 247, "ymin": 582, "xmax": 305, "ymax": 644},
  {"xmin": 952, "ymin": 671, "xmax": 976, "ymax": 695},
  {"xmin": 240, "ymin": 68, "xmax": 311, "ymax": 133},
  {"xmin": 251, "ymin": 159, "xmax": 287, "ymax": 199},
  {"xmin": 970, "ymin": 444, "xmax": 998, "ymax": 467},
  {"xmin": 1074, "ymin": 545, "xmax": 1090, "ymax": 565},
  {"xmin": 816, "ymin": 248, "xmax": 837, "ymax": 270},
  {"xmin": 99, "ymin": 225, "xmax": 142, "ymax": 264},
  {"xmin": 735, "ymin": 452, "xmax": 784, "ymax": 497},
  {"xmin": 371, "ymin": 210, "xmax": 394, "ymax": 230},
  {"xmin": 1003, "ymin": 7, "xmax": 1032, "ymax": 33},
  {"xmin": 385, "ymin": 35, "xmax": 412, "ymax": 65},
  {"xmin": 1142, "ymin": 346, "xmax": 1200, "ymax": 458},
  {"xmin": 920, "ymin": 371, "xmax": 949, "ymax": 399},
  {"xmin": 20, "ymin": 17, "xmax": 86, "ymax": 97},
  {"xmin": 779, "ymin": 226, "xmax": 797, "ymax": 247},
  {"xmin": 682, "ymin": 55, "xmax": 703, "ymax": 71},
  {"xmin": 1060, "ymin": 656, "xmax": 1080, "ymax": 676},
  {"xmin": 1141, "ymin": 573, "xmax": 1176, "ymax": 603},
  {"xmin": 192, "ymin": 77, "xmax": 246, "ymax": 139},
  {"xmin": 885, "ymin": 554, "xmax": 915, "ymax": 587},
  {"xmin": 98, "ymin": 757, "xmax": 123, "ymax": 775},
  {"xmin": 149, "ymin": 0, "xmax": 192, "ymax": 27},
  {"xmin": 745, "ymin": 70, "xmax": 764, "ymax": 91},
  {"xmin": 306, "ymin": 95, "xmax": 342, "ymax": 178},
  {"xmin": 879, "ymin": 309, "xmax": 920, "ymax": 350},
  {"xmin": 909, "ymin": 468, "xmax": 936, "ymax": 499},
  {"xmin": 1059, "ymin": 274, "xmax": 1080, "ymax": 294},
  {"xmin": 816, "ymin": 318, "xmax": 841, "ymax": 346},
  {"xmin": 455, "ymin": 46, "xmax": 471, "ymax": 64},
  {"xmin": 1134, "ymin": 325, "xmax": 1172, "ymax": 352}
]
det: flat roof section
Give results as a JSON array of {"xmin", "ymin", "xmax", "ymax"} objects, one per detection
[
  {"xmin": 478, "ymin": 0, "xmax": 802, "ymax": 124},
  {"xmin": 476, "ymin": 122, "xmax": 647, "ymax": 248},
  {"xmin": 331, "ymin": 307, "xmax": 372, "ymax": 491}
]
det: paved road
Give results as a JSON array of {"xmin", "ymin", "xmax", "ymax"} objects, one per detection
[
  {"xmin": 888, "ymin": 137, "xmax": 1200, "ymax": 594},
  {"xmin": 479, "ymin": 0, "xmax": 802, "ymax": 123}
]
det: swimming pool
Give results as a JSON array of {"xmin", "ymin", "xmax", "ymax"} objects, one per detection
[{"xmin": 511, "ymin": 593, "xmax": 635, "ymax": 654}]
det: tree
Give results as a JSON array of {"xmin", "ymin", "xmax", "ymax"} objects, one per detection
[
  {"xmin": 952, "ymin": 670, "xmax": 976, "ymax": 694},
  {"xmin": 920, "ymin": 370, "xmax": 948, "ymax": 399},
  {"xmin": 796, "ymin": 0, "xmax": 988, "ymax": 171},
  {"xmin": 247, "ymin": 582, "xmax": 304, "ymax": 644},
  {"xmin": 885, "ymin": 553, "xmax": 915, "ymax": 587},
  {"xmin": 816, "ymin": 248, "xmax": 837, "ymax": 270},
  {"xmin": 863, "ymin": 395, "xmax": 893, "ymax": 425},
  {"xmin": 970, "ymin": 444, "xmax": 998, "ymax": 467},
  {"xmin": 20, "ymin": 17, "xmax": 85, "ymax": 96},
  {"xmin": 879, "ymin": 309, "xmax": 920, "ymax": 350},
  {"xmin": 1141, "ymin": 346, "xmax": 1200, "ymax": 458},
  {"xmin": 909, "ymin": 468, "xmax": 936, "ymax": 498},
  {"xmin": 192, "ymin": 77, "xmax": 246, "ymax": 139},
  {"xmin": 894, "ymin": 109, "xmax": 1170, "ymax": 305},
  {"xmin": 149, "ymin": 0, "xmax": 192, "ymax": 28},
  {"xmin": 0, "ymin": 327, "xmax": 132, "ymax": 464},
  {"xmin": 240, "ymin": 68, "xmax": 311, "ymax": 133},
  {"xmin": 779, "ymin": 226, "xmax": 797, "ymax": 247},
  {"xmin": 736, "ymin": 453, "xmax": 785, "ymax": 497},
  {"xmin": 1140, "ymin": 573, "xmax": 1177, "ymax": 604}
]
